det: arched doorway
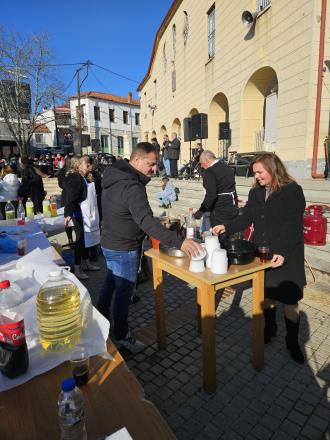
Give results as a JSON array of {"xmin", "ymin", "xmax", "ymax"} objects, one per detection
[
  {"xmin": 144, "ymin": 132, "xmax": 149, "ymax": 142},
  {"xmin": 151, "ymin": 130, "xmax": 157, "ymax": 140},
  {"xmin": 189, "ymin": 108, "xmax": 199, "ymax": 117},
  {"xmin": 209, "ymin": 92, "xmax": 229, "ymax": 154},
  {"xmin": 171, "ymin": 118, "xmax": 181, "ymax": 138},
  {"xmin": 160, "ymin": 125, "xmax": 167, "ymax": 141},
  {"xmin": 241, "ymin": 67, "xmax": 278, "ymax": 152}
]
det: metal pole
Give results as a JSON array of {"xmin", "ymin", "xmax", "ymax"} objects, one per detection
[
  {"xmin": 109, "ymin": 109, "xmax": 113, "ymax": 154},
  {"xmin": 130, "ymin": 106, "xmax": 133, "ymax": 153},
  {"xmin": 77, "ymin": 70, "xmax": 83, "ymax": 155}
]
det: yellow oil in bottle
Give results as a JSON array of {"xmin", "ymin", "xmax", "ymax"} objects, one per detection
[{"xmin": 36, "ymin": 282, "xmax": 82, "ymax": 352}]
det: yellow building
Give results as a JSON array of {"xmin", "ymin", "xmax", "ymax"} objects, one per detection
[{"xmin": 138, "ymin": 0, "xmax": 330, "ymax": 178}]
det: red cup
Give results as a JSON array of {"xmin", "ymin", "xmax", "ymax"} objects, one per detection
[
  {"xmin": 258, "ymin": 246, "xmax": 269, "ymax": 263},
  {"xmin": 151, "ymin": 237, "xmax": 160, "ymax": 250}
]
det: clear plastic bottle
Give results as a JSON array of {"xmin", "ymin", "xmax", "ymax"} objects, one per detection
[
  {"xmin": 50, "ymin": 195, "xmax": 58, "ymax": 217},
  {"xmin": 5, "ymin": 200, "xmax": 15, "ymax": 224},
  {"xmin": 58, "ymin": 377, "xmax": 87, "ymax": 440},
  {"xmin": 186, "ymin": 207, "xmax": 195, "ymax": 239},
  {"xmin": 0, "ymin": 280, "xmax": 29, "ymax": 378},
  {"xmin": 17, "ymin": 199, "xmax": 26, "ymax": 225},
  {"xmin": 26, "ymin": 198, "xmax": 34, "ymax": 219},
  {"xmin": 43, "ymin": 198, "xmax": 51, "ymax": 218},
  {"xmin": 36, "ymin": 270, "xmax": 82, "ymax": 352}
]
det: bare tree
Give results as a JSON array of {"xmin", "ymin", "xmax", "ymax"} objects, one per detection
[{"xmin": 0, "ymin": 28, "xmax": 63, "ymax": 155}]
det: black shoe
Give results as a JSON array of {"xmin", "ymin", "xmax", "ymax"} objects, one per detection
[
  {"xmin": 264, "ymin": 307, "xmax": 277, "ymax": 344},
  {"xmin": 285, "ymin": 316, "xmax": 304, "ymax": 364},
  {"xmin": 130, "ymin": 294, "xmax": 140, "ymax": 304}
]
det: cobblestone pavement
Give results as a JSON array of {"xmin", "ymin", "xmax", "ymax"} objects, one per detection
[{"xmin": 58, "ymin": 239, "xmax": 330, "ymax": 440}]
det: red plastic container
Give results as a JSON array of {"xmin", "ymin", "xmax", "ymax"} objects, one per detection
[{"xmin": 303, "ymin": 205, "xmax": 327, "ymax": 246}]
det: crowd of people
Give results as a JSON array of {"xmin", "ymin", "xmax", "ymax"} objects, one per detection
[{"xmin": 0, "ymin": 143, "xmax": 307, "ymax": 363}]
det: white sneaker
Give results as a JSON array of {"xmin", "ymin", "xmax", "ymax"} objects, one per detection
[
  {"xmin": 74, "ymin": 265, "xmax": 89, "ymax": 280},
  {"xmin": 115, "ymin": 335, "xmax": 146, "ymax": 353},
  {"xmin": 82, "ymin": 260, "xmax": 100, "ymax": 271}
]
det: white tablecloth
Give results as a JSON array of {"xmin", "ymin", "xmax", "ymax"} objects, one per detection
[{"xmin": 0, "ymin": 248, "xmax": 110, "ymax": 392}]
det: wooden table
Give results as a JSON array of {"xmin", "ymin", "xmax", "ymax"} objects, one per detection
[
  {"xmin": 0, "ymin": 340, "xmax": 175, "ymax": 440},
  {"xmin": 145, "ymin": 248, "xmax": 273, "ymax": 393}
]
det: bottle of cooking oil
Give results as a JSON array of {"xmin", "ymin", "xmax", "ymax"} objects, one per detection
[
  {"xmin": 26, "ymin": 198, "xmax": 34, "ymax": 219},
  {"xmin": 36, "ymin": 270, "xmax": 82, "ymax": 352}
]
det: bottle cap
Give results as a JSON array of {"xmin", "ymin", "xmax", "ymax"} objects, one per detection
[
  {"xmin": 48, "ymin": 269, "xmax": 63, "ymax": 280},
  {"xmin": 61, "ymin": 378, "xmax": 76, "ymax": 392},
  {"xmin": 0, "ymin": 280, "xmax": 10, "ymax": 289}
]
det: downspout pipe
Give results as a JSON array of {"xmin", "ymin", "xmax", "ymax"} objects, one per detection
[{"xmin": 312, "ymin": 0, "xmax": 327, "ymax": 178}]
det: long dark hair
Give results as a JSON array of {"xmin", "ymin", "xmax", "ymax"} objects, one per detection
[{"xmin": 252, "ymin": 153, "xmax": 295, "ymax": 192}]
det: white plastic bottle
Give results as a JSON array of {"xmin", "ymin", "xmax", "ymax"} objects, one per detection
[
  {"xmin": 26, "ymin": 198, "xmax": 34, "ymax": 219},
  {"xmin": 5, "ymin": 200, "xmax": 15, "ymax": 224},
  {"xmin": 58, "ymin": 377, "xmax": 87, "ymax": 440},
  {"xmin": 36, "ymin": 270, "xmax": 82, "ymax": 352},
  {"xmin": 186, "ymin": 207, "xmax": 195, "ymax": 239}
]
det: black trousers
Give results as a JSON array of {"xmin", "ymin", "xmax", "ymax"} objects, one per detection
[{"xmin": 169, "ymin": 160, "xmax": 178, "ymax": 178}]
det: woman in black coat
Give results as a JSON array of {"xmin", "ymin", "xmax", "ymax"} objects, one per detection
[{"xmin": 213, "ymin": 153, "xmax": 306, "ymax": 364}]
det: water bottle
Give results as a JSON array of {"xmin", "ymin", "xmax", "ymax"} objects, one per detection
[
  {"xmin": 17, "ymin": 199, "xmax": 26, "ymax": 225},
  {"xmin": 43, "ymin": 198, "xmax": 51, "ymax": 218},
  {"xmin": 36, "ymin": 270, "xmax": 82, "ymax": 352},
  {"xmin": 58, "ymin": 378, "xmax": 87, "ymax": 440},
  {"xmin": 0, "ymin": 280, "xmax": 29, "ymax": 378},
  {"xmin": 186, "ymin": 207, "xmax": 195, "ymax": 239},
  {"xmin": 26, "ymin": 198, "xmax": 34, "ymax": 219},
  {"xmin": 5, "ymin": 200, "xmax": 15, "ymax": 225}
]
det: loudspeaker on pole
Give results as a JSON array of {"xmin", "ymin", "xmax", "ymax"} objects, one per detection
[
  {"xmin": 183, "ymin": 117, "xmax": 195, "ymax": 142},
  {"xmin": 219, "ymin": 122, "xmax": 230, "ymax": 140},
  {"xmin": 191, "ymin": 113, "xmax": 208, "ymax": 139}
]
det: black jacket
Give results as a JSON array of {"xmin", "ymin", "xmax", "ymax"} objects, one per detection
[
  {"xmin": 63, "ymin": 172, "xmax": 87, "ymax": 218},
  {"xmin": 199, "ymin": 160, "xmax": 238, "ymax": 226},
  {"xmin": 101, "ymin": 160, "xmax": 183, "ymax": 251},
  {"xmin": 224, "ymin": 182, "xmax": 306, "ymax": 291},
  {"xmin": 167, "ymin": 138, "xmax": 180, "ymax": 160},
  {"xmin": 20, "ymin": 166, "xmax": 46, "ymax": 213}
]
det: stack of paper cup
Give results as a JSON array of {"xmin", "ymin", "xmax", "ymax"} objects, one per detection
[
  {"xmin": 205, "ymin": 235, "xmax": 221, "ymax": 268},
  {"xmin": 210, "ymin": 249, "xmax": 228, "ymax": 274},
  {"xmin": 189, "ymin": 245, "xmax": 206, "ymax": 272}
]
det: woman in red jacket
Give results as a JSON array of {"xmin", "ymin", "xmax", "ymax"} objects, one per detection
[{"xmin": 213, "ymin": 153, "xmax": 306, "ymax": 364}]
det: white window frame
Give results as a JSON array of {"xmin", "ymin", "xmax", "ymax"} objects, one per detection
[{"xmin": 172, "ymin": 24, "xmax": 177, "ymax": 60}]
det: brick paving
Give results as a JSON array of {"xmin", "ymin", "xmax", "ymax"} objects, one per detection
[{"xmin": 57, "ymin": 238, "xmax": 330, "ymax": 440}]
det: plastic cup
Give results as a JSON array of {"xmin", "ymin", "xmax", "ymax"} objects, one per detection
[
  {"xmin": 70, "ymin": 347, "xmax": 90, "ymax": 386},
  {"xmin": 151, "ymin": 237, "xmax": 160, "ymax": 249},
  {"xmin": 210, "ymin": 249, "xmax": 228, "ymax": 274},
  {"xmin": 258, "ymin": 246, "xmax": 269, "ymax": 263}
]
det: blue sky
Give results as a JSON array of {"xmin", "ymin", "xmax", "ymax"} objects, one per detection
[{"xmin": 1, "ymin": 0, "xmax": 173, "ymax": 100}]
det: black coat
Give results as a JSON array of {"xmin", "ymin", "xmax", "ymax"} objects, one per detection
[
  {"xmin": 20, "ymin": 166, "xmax": 46, "ymax": 214},
  {"xmin": 199, "ymin": 160, "xmax": 238, "ymax": 226},
  {"xmin": 167, "ymin": 138, "xmax": 180, "ymax": 160},
  {"xmin": 225, "ymin": 182, "xmax": 306, "ymax": 304},
  {"xmin": 101, "ymin": 160, "xmax": 183, "ymax": 251},
  {"xmin": 63, "ymin": 172, "xmax": 87, "ymax": 218}
]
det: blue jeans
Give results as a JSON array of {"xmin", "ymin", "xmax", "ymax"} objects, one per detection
[
  {"xmin": 163, "ymin": 159, "xmax": 171, "ymax": 176},
  {"xmin": 97, "ymin": 248, "xmax": 140, "ymax": 340}
]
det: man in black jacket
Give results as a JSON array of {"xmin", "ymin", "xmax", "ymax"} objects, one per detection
[
  {"xmin": 168, "ymin": 132, "xmax": 180, "ymax": 178},
  {"xmin": 98, "ymin": 142, "xmax": 200, "ymax": 353},
  {"xmin": 194, "ymin": 150, "xmax": 238, "ymax": 233}
]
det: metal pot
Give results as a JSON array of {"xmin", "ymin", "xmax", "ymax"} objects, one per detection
[{"xmin": 222, "ymin": 239, "xmax": 256, "ymax": 265}]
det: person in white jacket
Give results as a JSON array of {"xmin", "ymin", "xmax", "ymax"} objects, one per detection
[
  {"xmin": 0, "ymin": 165, "xmax": 20, "ymax": 202},
  {"xmin": 156, "ymin": 177, "xmax": 177, "ymax": 208}
]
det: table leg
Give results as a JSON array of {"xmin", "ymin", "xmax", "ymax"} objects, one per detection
[
  {"xmin": 200, "ymin": 283, "xmax": 216, "ymax": 393},
  {"xmin": 152, "ymin": 259, "xmax": 167, "ymax": 349},
  {"xmin": 252, "ymin": 271, "xmax": 264, "ymax": 370},
  {"xmin": 197, "ymin": 287, "xmax": 201, "ymax": 334}
]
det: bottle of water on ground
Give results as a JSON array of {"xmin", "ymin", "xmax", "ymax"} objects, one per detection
[
  {"xmin": 36, "ymin": 270, "xmax": 82, "ymax": 352},
  {"xmin": 5, "ymin": 200, "xmax": 15, "ymax": 225},
  {"xmin": 58, "ymin": 377, "xmax": 87, "ymax": 440}
]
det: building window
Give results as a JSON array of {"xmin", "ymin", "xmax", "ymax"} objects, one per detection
[
  {"xmin": 207, "ymin": 4, "xmax": 215, "ymax": 59},
  {"xmin": 135, "ymin": 113, "xmax": 140, "ymax": 126},
  {"xmin": 123, "ymin": 111, "xmax": 128, "ymax": 124},
  {"xmin": 35, "ymin": 134, "xmax": 43, "ymax": 143},
  {"xmin": 257, "ymin": 0, "xmax": 271, "ymax": 12},
  {"xmin": 183, "ymin": 11, "xmax": 189, "ymax": 45},
  {"xmin": 101, "ymin": 135, "xmax": 109, "ymax": 152},
  {"xmin": 94, "ymin": 106, "xmax": 100, "ymax": 121},
  {"xmin": 132, "ymin": 137, "xmax": 138, "ymax": 150},
  {"xmin": 163, "ymin": 43, "xmax": 167, "ymax": 72},
  {"xmin": 109, "ymin": 108, "xmax": 115, "ymax": 122},
  {"xmin": 172, "ymin": 24, "xmax": 177, "ymax": 60},
  {"xmin": 118, "ymin": 136, "xmax": 124, "ymax": 155},
  {"xmin": 172, "ymin": 70, "xmax": 176, "ymax": 93}
]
